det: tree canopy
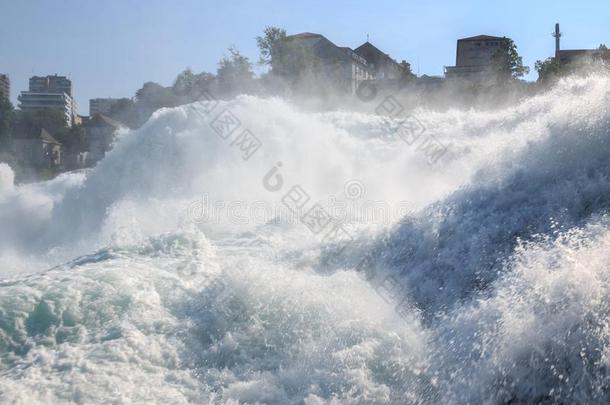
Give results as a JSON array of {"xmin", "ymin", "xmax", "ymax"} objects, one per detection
[
  {"xmin": 173, "ymin": 68, "xmax": 216, "ymax": 100},
  {"xmin": 256, "ymin": 26, "xmax": 287, "ymax": 71},
  {"xmin": 400, "ymin": 60, "xmax": 416, "ymax": 81},
  {"xmin": 534, "ymin": 57, "xmax": 561, "ymax": 84},
  {"xmin": 17, "ymin": 108, "xmax": 67, "ymax": 137},
  {"xmin": 0, "ymin": 98, "xmax": 15, "ymax": 152},
  {"xmin": 217, "ymin": 47, "xmax": 254, "ymax": 94},
  {"xmin": 492, "ymin": 38, "xmax": 529, "ymax": 80},
  {"xmin": 15, "ymin": 109, "xmax": 86, "ymax": 151}
]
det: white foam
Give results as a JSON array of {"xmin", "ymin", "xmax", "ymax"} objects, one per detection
[{"xmin": 1, "ymin": 74, "xmax": 610, "ymax": 403}]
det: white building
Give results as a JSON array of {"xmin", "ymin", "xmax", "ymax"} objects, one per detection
[
  {"xmin": 18, "ymin": 74, "xmax": 77, "ymax": 126},
  {"xmin": 18, "ymin": 92, "xmax": 76, "ymax": 126}
]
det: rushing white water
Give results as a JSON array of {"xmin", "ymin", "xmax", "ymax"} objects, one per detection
[{"xmin": 1, "ymin": 75, "xmax": 610, "ymax": 403}]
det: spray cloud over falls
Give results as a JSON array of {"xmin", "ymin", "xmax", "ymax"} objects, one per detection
[{"xmin": 1, "ymin": 75, "xmax": 610, "ymax": 403}]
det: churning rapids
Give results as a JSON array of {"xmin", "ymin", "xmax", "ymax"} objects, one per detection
[{"xmin": 1, "ymin": 75, "xmax": 610, "ymax": 404}]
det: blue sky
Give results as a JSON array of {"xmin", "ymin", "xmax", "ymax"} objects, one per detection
[{"xmin": 1, "ymin": 0, "xmax": 609, "ymax": 114}]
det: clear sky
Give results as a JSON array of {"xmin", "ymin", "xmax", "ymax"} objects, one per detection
[{"xmin": 1, "ymin": 0, "xmax": 609, "ymax": 114}]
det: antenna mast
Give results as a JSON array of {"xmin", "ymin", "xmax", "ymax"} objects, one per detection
[{"xmin": 553, "ymin": 23, "xmax": 562, "ymax": 58}]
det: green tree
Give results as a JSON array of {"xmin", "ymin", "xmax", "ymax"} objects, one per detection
[
  {"xmin": 492, "ymin": 38, "xmax": 529, "ymax": 80},
  {"xmin": 256, "ymin": 26, "xmax": 287, "ymax": 70},
  {"xmin": 399, "ymin": 60, "xmax": 416, "ymax": 81},
  {"xmin": 0, "ymin": 97, "xmax": 15, "ymax": 152},
  {"xmin": 136, "ymin": 81, "xmax": 171, "ymax": 106},
  {"xmin": 217, "ymin": 47, "xmax": 254, "ymax": 94},
  {"xmin": 535, "ymin": 57, "xmax": 562, "ymax": 84},
  {"xmin": 108, "ymin": 97, "xmax": 134, "ymax": 114},
  {"xmin": 173, "ymin": 68, "xmax": 197, "ymax": 96},
  {"xmin": 134, "ymin": 81, "xmax": 179, "ymax": 125},
  {"xmin": 597, "ymin": 44, "xmax": 610, "ymax": 65},
  {"xmin": 192, "ymin": 72, "xmax": 216, "ymax": 99},
  {"xmin": 107, "ymin": 97, "xmax": 138, "ymax": 128},
  {"xmin": 173, "ymin": 68, "xmax": 216, "ymax": 101},
  {"xmin": 56, "ymin": 124, "xmax": 87, "ymax": 152},
  {"xmin": 16, "ymin": 109, "xmax": 67, "ymax": 138},
  {"xmin": 193, "ymin": 72, "xmax": 215, "ymax": 89}
]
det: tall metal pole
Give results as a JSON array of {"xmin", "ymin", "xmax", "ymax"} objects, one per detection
[{"xmin": 553, "ymin": 23, "xmax": 561, "ymax": 58}]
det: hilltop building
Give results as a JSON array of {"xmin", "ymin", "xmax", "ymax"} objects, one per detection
[
  {"xmin": 354, "ymin": 41, "xmax": 409, "ymax": 80},
  {"xmin": 556, "ymin": 49, "xmax": 608, "ymax": 65},
  {"xmin": 18, "ymin": 74, "xmax": 77, "ymax": 126},
  {"xmin": 279, "ymin": 32, "xmax": 375, "ymax": 94},
  {"xmin": 0, "ymin": 74, "xmax": 10, "ymax": 100},
  {"xmin": 90, "ymin": 98, "xmax": 120, "ymax": 116},
  {"xmin": 553, "ymin": 23, "xmax": 610, "ymax": 67},
  {"xmin": 444, "ymin": 35, "xmax": 509, "ymax": 80}
]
